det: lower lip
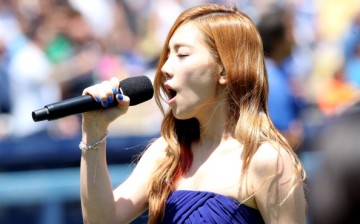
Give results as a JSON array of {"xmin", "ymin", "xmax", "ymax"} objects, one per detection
[{"xmin": 167, "ymin": 97, "xmax": 176, "ymax": 105}]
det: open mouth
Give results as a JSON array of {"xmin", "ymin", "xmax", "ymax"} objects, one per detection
[
  {"xmin": 165, "ymin": 85, "xmax": 177, "ymax": 104},
  {"xmin": 168, "ymin": 88, "xmax": 177, "ymax": 99}
]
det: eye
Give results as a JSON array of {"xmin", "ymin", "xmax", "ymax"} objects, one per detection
[{"xmin": 177, "ymin": 53, "xmax": 189, "ymax": 58}]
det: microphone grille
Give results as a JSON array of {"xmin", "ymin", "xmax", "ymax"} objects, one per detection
[{"xmin": 119, "ymin": 76, "xmax": 154, "ymax": 106}]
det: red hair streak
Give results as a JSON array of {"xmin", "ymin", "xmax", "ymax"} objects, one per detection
[{"xmin": 174, "ymin": 145, "xmax": 193, "ymax": 181}]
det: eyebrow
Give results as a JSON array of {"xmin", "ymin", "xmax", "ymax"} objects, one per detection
[{"xmin": 168, "ymin": 43, "xmax": 193, "ymax": 52}]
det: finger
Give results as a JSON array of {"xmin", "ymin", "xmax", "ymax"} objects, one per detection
[
  {"xmin": 82, "ymin": 85, "xmax": 102, "ymax": 103},
  {"xmin": 110, "ymin": 77, "xmax": 120, "ymax": 94},
  {"xmin": 82, "ymin": 86, "xmax": 95, "ymax": 96},
  {"xmin": 116, "ymin": 93, "xmax": 130, "ymax": 107},
  {"xmin": 102, "ymin": 80, "xmax": 115, "ymax": 106},
  {"xmin": 95, "ymin": 83, "xmax": 110, "ymax": 107}
]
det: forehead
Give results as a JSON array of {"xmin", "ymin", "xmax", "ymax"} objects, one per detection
[{"xmin": 168, "ymin": 22, "xmax": 205, "ymax": 48}]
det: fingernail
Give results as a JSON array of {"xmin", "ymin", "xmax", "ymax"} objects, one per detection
[
  {"xmin": 108, "ymin": 95, "xmax": 113, "ymax": 103},
  {"xmin": 117, "ymin": 94, "xmax": 123, "ymax": 100},
  {"xmin": 112, "ymin": 88, "xmax": 117, "ymax": 94},
  {"xmin": 102, "ymin": 101, "xmax": 108, "ymax": 107},
  {"xmin": 95, "ymin": 96, "xmax": 101, "ymax": 102}
]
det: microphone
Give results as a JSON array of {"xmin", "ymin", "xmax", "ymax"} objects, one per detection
[{"xmin": 32, "ymin": 75, "xmax": 154, "ymax": 122}]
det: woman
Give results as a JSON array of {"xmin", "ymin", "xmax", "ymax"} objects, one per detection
[{"xmin": 80, "ymin": 4, "xmax": 306, "ymax": 224}]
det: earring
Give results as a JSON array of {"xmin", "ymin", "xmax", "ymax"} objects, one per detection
[{"xmin": 219, "ymin": 70, "xmax": 227, "ymax": 85}]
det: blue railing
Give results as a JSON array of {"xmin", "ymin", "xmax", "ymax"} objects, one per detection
[{"xmin": 0, "ymin": 132, "xmax": 156, "ymax": 223}]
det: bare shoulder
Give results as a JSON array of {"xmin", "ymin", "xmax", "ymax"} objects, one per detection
[
  {"xmin": 248, "ymin": 143, "xmax": 306, "ymax": 223},
  {"xmin": 115, "ymin": 136, "xmax": 167, "ymax": 186},
  {"xmin": 129, "ymin": 136, "xmax": 168, "ymax": 173},
  {"xmin": 139, "ymin": 136, "xmax": 168, "ymax": 164},
  {"xmin": 113, "ymin": 136, "xmax": 167, "ymax": 199},
  {"xmin": 112, "ymin": 137, "xmax": 169, "ymax": 222},
  {"xmin": 249, "ymin": 142, "xmax": 296, "ymax": 180}
]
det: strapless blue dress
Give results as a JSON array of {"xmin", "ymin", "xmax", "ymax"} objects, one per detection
[{"xmin": 161, "ymin": 190, "xmax": 264, "ymax": 223}]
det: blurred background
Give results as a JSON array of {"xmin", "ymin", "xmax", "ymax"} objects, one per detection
[{"xmin": 0, "ymin": 0, "xmax": 359, "ymax": 223}]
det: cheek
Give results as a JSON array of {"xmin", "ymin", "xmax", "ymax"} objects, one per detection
[
  {"xmin": 186, "ymin": 75, "xmax": 218, "ymax": 101},
  {"xmin": 176, "ymin": 56, "xmax": 220, "ymax": 97}
]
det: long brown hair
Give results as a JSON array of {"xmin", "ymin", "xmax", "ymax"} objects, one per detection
[{"xmin": 147, "ymin": 4, "xmax": 305, "ymax": 223}]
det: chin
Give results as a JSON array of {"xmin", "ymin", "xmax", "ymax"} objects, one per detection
[
  {"xmin": 171, "ymin": 108, "xmax": 194, "ymax": 121},
  {"xmin": 172, "ymin": 113, "xmax": 190, "ymax": 120}
]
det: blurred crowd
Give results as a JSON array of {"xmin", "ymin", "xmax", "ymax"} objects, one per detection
[
  {"xmin": 1, "ymin": 0, "xmax": 360, "ymax": 222},
  {"xmin": 0, "ymin": 0, "xmax": 359, "ymax": 142}
]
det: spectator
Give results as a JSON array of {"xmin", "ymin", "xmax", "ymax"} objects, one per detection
[
  {"xmin": 0, "ymin": 41, "xmax": 11, "ymax": 114},
  {"xmin": 257, "ymin": 5, "xmax": 304, "ymax": 148},
  {"xmin": 345, "ymin": 43, "xmax": 360, "ymax": 88},
  {"xmin": 0, "ymin": 40, "xmax": 11, "ymax": 139},
  {"xmin": 43, "ymin": 3, "xmax": 102, "ymax": 138},
  {"xmin": 309, "ymin": 98, "xmax": 360, "ymax": 224},
  {"xmin": 0, "ymin": 3, "xmax": 61, "ymax": 138},
  {"xmin": 343, "ymin": 11, "xmax": 360, "ymax": 88},
  {"xmin": 317, "ymin": 65, "xmax": 359, "ymax": 116}
]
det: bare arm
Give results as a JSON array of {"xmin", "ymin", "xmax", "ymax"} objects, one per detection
[
  {"xmin": 81, "ymin": 133, "xmax": 166, "ymax": 223},
  {"xmin": 80, "ymin": 125, "xmax": 117, "ymax": 224},
  {"xmin": 249, "ymin": 143, "xmax": 306, "ymax": 224},
  {"xmin": 79, "ymin": 77, "xmax": 166, "ymax": 223},
  {"xmin": 80, "ymin": 77, "xmax": 130, "ymax": 224},
  {"xmin": 112, "ymin": 137, "xmax": 167, "ymax": 222}
]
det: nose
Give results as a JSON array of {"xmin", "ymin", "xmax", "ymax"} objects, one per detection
[{"xmin": 161, "ymin": 58, "xmax": 174, "ymax": 79}]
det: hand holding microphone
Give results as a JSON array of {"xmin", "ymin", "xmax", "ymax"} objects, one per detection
[
  {"xmin": 81, "ymin": 77, "xmax": 131, "ymax": 128},
  {"xmin": 32, "ymin": 76, "xmax": 154, "ymax": 123}
]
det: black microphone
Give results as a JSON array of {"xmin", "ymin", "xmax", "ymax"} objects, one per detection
[{"xmin": 32, "ymin": 75, "xmax": 154, "ymax": 122}]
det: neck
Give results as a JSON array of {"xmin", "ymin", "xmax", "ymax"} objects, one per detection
[{"xmin": 195, "ymin": 100, "xmax": 231, "ymax": 151}]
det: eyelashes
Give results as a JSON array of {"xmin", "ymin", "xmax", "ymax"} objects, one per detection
[{"xmin": 177, "ymin": 54, "xmax": 189, "ymax": 58}]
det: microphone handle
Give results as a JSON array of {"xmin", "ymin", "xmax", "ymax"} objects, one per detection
[
  {"xmin": 32, "ymin": 94, "xmax": 118, "ymax": 121},
  {"xmin": 32, "ymin": 75, "xmax": 154, "ymax": 122}
]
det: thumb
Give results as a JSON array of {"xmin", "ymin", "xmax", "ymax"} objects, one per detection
[{"xmin": 116, "ymin": 94, "xmax": 130, "ymax": 107}]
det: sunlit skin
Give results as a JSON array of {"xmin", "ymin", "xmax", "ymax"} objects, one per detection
[
  {"xmin": 162, "ymin": 22, "xmax": 225, "ymax": 122},
  {"xmin": 160, "ymin": 22, "xmax": 245, "ymax": 200},
  {"xmin": 80, "ymin": 18, "xmax": 305, "ymax": 224}
]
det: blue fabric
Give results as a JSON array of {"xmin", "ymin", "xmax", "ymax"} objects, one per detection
[{"xmin": 161, "ymin": 190, "xmax": 264, "ymax": 224}]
